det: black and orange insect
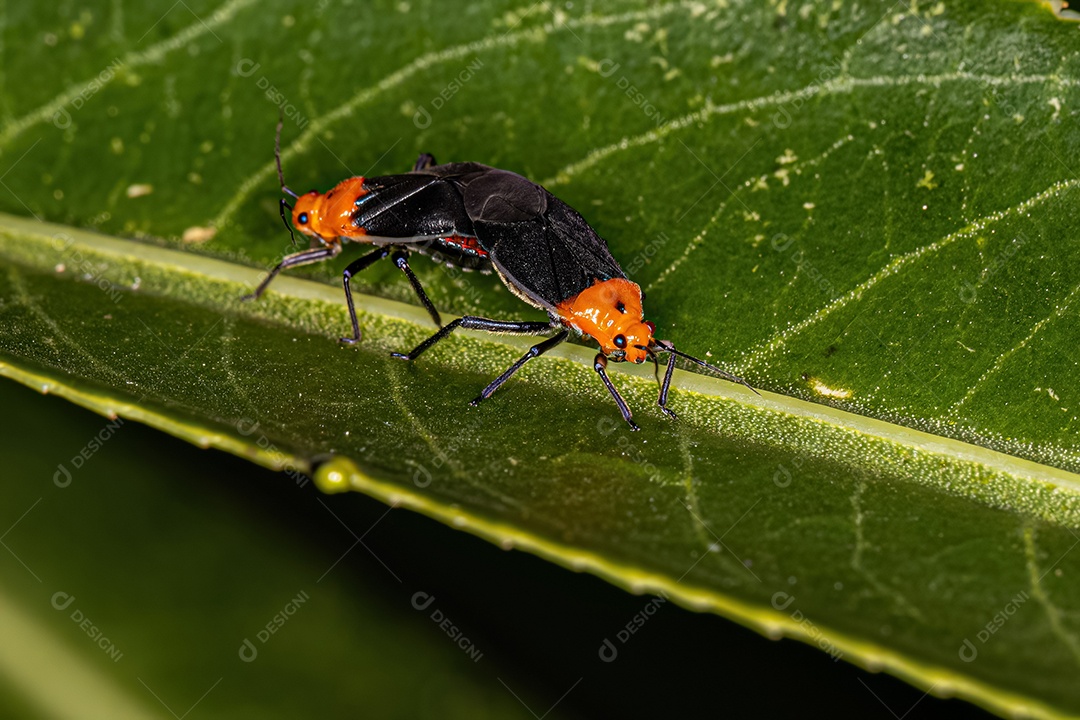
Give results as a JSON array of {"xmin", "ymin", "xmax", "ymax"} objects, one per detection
[{"xmin": 246, "ymin": 124, "xmax": 754, "ymax": 429}]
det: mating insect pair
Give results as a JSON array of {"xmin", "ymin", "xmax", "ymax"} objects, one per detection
[{"xmin": 244, "ymin": 123, "xmax": 754, "ymax": 429}]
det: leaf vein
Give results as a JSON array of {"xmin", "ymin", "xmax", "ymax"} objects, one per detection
[
  {"xmin": 542, "ymin": 71, "xmax": 1080, "ymax": 189},
  {"xmin": 739, "ymin": 177, "xmax": 1080, "ymax": 371},
  {"xmin": 209, "ymin": 1, "xmax": 694, "ymax": 231},
  {"xmin": 0, "ymin": 0, "xmax": 259, "ymax": 148},
  {"xmin": 947, "ymin": 280, "xmax": 1080, "ymax": 416}
]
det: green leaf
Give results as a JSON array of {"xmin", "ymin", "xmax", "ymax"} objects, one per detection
[{"xmin": 2, "ymin": 0, "xmax": 1080, "ymax": 717}]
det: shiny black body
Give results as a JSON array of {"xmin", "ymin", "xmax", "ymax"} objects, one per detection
[{"xmin": 360, "ymin": 159, "xmax": 627, "ymax": 311}]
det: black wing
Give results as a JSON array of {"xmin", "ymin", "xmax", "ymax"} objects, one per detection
[
  {"xmin": 459, "ymin": 169, "xmax": 626, "ymax": 310},
  {"xmin": 353, "ymin": 172, "xmax": 477, "ymax": 239}
]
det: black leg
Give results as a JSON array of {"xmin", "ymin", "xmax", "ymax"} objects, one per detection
[
  {"xmin": 413, "ymin": 153, "xmax": 437, "ymax": 171},
  {"xmin": 470, "ymin": 331, "xmax": 569, "ymax": 406},
  {"xmin": 340, "ymin": 247, "xmax": 393, "ymax": 344},
  {"xmin": 657, "ymin": 351, "xmax": 678, "ymax": 420},
  {"xmin": 242, "ymin": 244, "xmax": 341, "ymax": 301},
  {"xmin": 392, "ymin": 316, "xmax": 555, "ymax": 361},
  {"xmin": 594, "ymin": 353, "xmax": 639, "ymax": 431},
  {"xmin": 390, "ymin": 250, "xmax": 441, "ymax": 328},
  {"xmin": 340, "ymin": 247, "xmax": 443, "ymax": 345}
]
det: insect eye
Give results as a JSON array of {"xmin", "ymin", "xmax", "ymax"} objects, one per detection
[
  {"xmin": 616, "ymin": 301, "xmax": 626, "ymax": 314},
  {"xmin": 298, "ymin": 212, "xmax": 309, "ymax": 225},
  {"xmin": 613, "ymin": 334, "xmax": 627, "ymax": 349}
]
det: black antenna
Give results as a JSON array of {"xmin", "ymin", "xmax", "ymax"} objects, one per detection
[
  {"xmin": 275, "ymin": 112, "xmax": 299, "ymax": 199},
  {"xmin": 653, "ymin": 340, "xmax": 759, "ymax": 395},
  {"xmin": 275, "ymin": 113, "xmax": 300, "ymax": 246}
]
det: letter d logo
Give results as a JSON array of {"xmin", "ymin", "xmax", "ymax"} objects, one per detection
[
  {"xmin": 411, "ymin": 591, "xmax": 435, "ymax": 611},
  {"xmin": 51, "ymin": 592, "xmax": 75, "ymax": 611},
  {"xmin": 413, "ymin": 106, "xmax": 432, "ymax": 129},
  {"xmin": 54, "ymin": 463, "xmax": 72, "ymax": 488},
  {"xmin": 239, "ymin": 638, "xmax": 258, "ymax": 662}
]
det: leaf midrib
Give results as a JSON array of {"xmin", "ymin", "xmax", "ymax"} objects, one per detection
[{"xmin": 2, "ymin": 210, "xmax": 1078, "ymax": 502}]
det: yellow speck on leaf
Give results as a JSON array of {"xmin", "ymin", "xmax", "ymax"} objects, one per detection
[
  {"xmin": 776, "ymin": 149, "xmax": 797, "ymax": 165},
  {"xmin": 182, "ymin": 226, "xmax": 217, "ymax": 244},
  {"xmin": 916, "ymin": 170, "xmax": 937, "ymax": 190},
  {"xmin": 126, "ymin": 184, "xmax": 153, "ymax": 198},
  {"xmin": 809, "ymin": 378, "xmax": 852, "ymax": 400}
]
